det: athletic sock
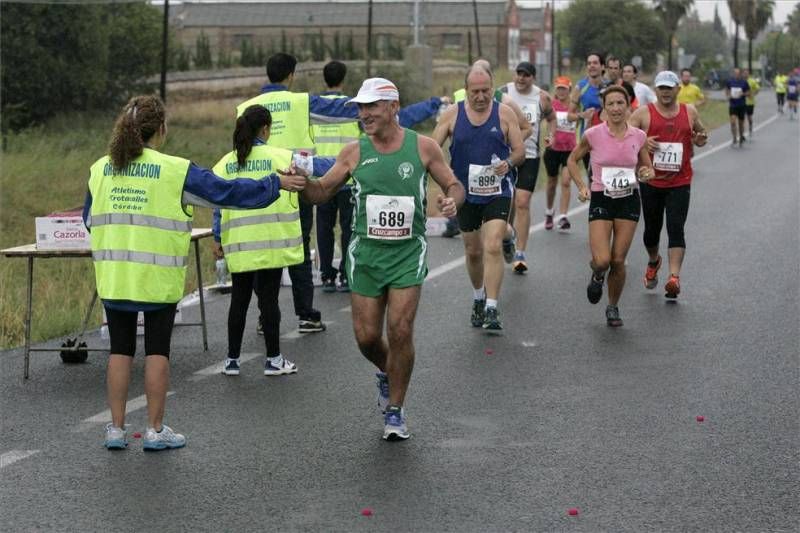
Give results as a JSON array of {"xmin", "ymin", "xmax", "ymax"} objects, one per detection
[
  {"xmin": 545, "ymin": 208, "xmax": 554, "ymax": 216},
  {"xmin": 473, "ymin": 287, "xmax": 486, "ymax": 301},
  {"xmin": 485, "ymin": 298, "xmax": 498, "ymax": 309}
]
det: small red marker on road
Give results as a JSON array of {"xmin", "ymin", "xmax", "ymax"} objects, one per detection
[
  {"xmin": 568, "ymin": 508, "xmax": 579, "ymax": 516},
  {"xmin": 485, "ymin": 348, "xmax": 493, "ymax": 356},
  {"xmin": 132, "ymin": 432, "xmax": 142, "ymax": 439},
  {"xmin": 696, "ymin": 415, "xmax": 705, "ymax": 423},
  {"xmin": 361, "ymin": 508, "xmax": 373, "ymax": 517}
]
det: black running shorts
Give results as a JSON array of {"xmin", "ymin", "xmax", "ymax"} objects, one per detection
[
  {"xmin": 106, "ymin": 304, "xmax": 178, "ymax": 357},
  {"xmin": 588, "ymin": 190, "xmax": 641, "ymax": 223},
  {"xmin": 515, "ymin": 158, "xmax": 540, "ymax": 192},
  {"xmin": 458, "ymin": 196, "xmax": 512, "ymax": 232},
  {"xmin": 729, "ymin": 106, "xmax": 746, "ymax": 120},
  {"xmin": 543, "ymin": 148, "xmax": 570, "ymax": 177}
]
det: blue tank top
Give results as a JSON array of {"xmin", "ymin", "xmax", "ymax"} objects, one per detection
[
  {"xmin": 449, "ymin": 101, "xmax": 512, "ymax": 204},
  {"xmin": 577, "ymin": 77, "xmax": 605, "ymax": 136}
]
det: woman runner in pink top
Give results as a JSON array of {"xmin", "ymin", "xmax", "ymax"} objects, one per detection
[{"xmin": 567, "ymin": 86, "xmax": 654, "ymax": 327}]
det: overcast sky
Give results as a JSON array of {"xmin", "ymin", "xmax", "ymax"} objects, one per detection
[{"xmin": 519, "ymin": 0, "xmax": 796, "ymax": 31}]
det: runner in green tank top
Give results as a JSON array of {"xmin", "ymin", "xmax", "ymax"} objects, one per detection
[{"xmin": 290, "ymin": 78, "xmax": 465, "ymax": 441}]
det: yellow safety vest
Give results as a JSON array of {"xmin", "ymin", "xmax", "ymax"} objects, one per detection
[
  {"xmin": 213, "ymin": 145, "xmax": 303, "ymax": 272},
  {"xmin": 311, "ymin": 93, "xmax": 360, "ymax": 185},
  {"xmin": 88, "ymin": 148, "xmax": 193, "ymax": 303},
  {"xmin": 236, "ymin": 91, "xmax": 315, "ymax": 153},
  {"xmin": 311, "ymin": 94, "xmax": 361, "ymax": 157}
]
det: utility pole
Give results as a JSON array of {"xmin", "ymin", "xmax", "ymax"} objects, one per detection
[
  {"xmin": 413, "ymin": 0, "xmax": 420, "ymax": 46},
  {"xmin": 366, "ymin": 0, "xmax": 374, "ymax": 76},
  {"xmin": 472, "ymin": 0, "xmax": 482, "ymax": 58},
  {"xmin": 549, "ymin": 2, "xmax": 555, "ymax": 87},
  {"xmin": 160, "ymin": 0, "xmax": 169, "ymax": 102}
]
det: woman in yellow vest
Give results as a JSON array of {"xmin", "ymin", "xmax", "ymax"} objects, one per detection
[
  {"xmin": 85, "ymin": 95, "xmax": 305, "ymax": 451},
  {"xmin": 211, "ymin": 105, "xmax": 304, "ymax": 377}
]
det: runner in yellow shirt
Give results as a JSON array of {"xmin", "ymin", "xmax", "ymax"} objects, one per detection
[
  {"xmin": 676, "ymin": 68, "xmax": 705, "ymax": 106},
  {"xmin": 774, "ymin": 72, "xmax": 788, "ymax": 114},
  {"xmin": 743, "ymin": 69, "xmax": 760, "ymax": 138}
]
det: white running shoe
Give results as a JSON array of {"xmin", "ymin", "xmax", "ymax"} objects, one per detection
[
  {"xmin": 264, "ymin": 355, "xmax": 298, "ymax": 376},
  {"xmin": 143, "ymin": 424, "xmax": 186, "ymax": 451},
  {"xmin": 104, "ymin": 423, "xmax": 128, "ymax": 450}
]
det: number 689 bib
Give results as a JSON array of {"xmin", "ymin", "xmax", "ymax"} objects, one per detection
[
  {"xmin": 600, "ymin": 167, "xmax": 636, "ymax": 199},
  {"xmin": 366, "ymin": 194, "xmax": 415, "ymax": 240}
]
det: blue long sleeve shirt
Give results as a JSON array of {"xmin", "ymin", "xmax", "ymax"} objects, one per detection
[
  {"xmin": 262, "ymin": 83, "xmax": 442, "ymax": 128},
  {"xmin": 83, "ymin": 161, "xmax": 283, "ymax": 311}
]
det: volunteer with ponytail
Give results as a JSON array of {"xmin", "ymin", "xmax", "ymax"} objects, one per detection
[
  {"xmin": 84, "ymin": 95, "xmax": 305, "ymax": 451},
  {"xmin": 212, "ymin": 105, "xmax": 304, "ymax": 377}
]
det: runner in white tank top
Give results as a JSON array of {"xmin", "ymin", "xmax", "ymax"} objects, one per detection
[{"xmin": 501, "ymin": 62, "xmax": 556, "ymax": 274}]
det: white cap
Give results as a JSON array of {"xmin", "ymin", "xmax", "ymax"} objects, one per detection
[
  {"xmin": 347, "ymin": 78, "xmax": 400, "ymax": 104},
  {"xmin": 654, "ymin": 71, "xmax": 680, "ymax": 88}
]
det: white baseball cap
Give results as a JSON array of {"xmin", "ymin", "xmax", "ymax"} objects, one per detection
[
  {"xmin": 654, "ymin": 70, "xmax": 680, "ymax": 88},
  {"xmin": 347, "ymin": 78, "xmax": 400, "ymax": 104}
]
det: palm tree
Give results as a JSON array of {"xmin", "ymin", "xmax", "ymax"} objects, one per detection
[
  {"xmin": 654, "ymin": 0, "xmax": 694, "ymax": 70},
  {"xmin": 744, "ymin": 0, "xmax": 775, "ymax": 72},
  {"xmin": 728, "ymin": 0, "xmax": 749, "ymax": 67}
]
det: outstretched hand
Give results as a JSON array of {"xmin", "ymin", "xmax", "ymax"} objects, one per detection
[{"xmin": 276, "ymin": 168, "xmax": 307, "ymax": 192}]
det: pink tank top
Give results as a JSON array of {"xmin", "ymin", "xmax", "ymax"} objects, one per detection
[
  {"xmin": 584, "ymin": 122, "xmax": 647, "ymax": 192},
  {"xmin": 551, "ymin": 99, "xmax": 577, "ymax": 152}
]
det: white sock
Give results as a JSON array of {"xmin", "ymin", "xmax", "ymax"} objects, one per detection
[
  {"xmin": 485, "ymin": 298, "xmax": 498, "ymax": 309},
  {"xmin": 545, "ymin": 208, "xmax": 554, "ymax": 216},
  {"xmin": 473, "ymin": 287, "xmax": 486, "ymax": 301},
  {"xmin": 268, "ymin": 354, "xmax": 283, "ymax": 364},
  {"xmin": 558, "ymin": 213, "xmax": 567, "ymax": 220}
]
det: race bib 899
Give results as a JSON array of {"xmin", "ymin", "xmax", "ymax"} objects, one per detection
[{"xmin": 468, "ymin": 164, "xmax": 502, "ymax": 196}]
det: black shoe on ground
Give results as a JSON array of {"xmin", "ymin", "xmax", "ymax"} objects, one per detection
[
  {"xmin": 321, "ymin": 278, "xmax": 336, "ymax": 293},
  {"xmin": 587, "ymin": 273, "xmax": 604, "ymax": 304},
  {"xmin": 336, "ymin": 276, "xmax": 350, "ymax": 293},
  {"xmin": 470, "ymin": 299, "xmax": 486, "ymax": 327},
  {"xmin": 606, "ymin": 305, "xmax": 623, "ymax": 327},
  {"xmin": 482, "ymin": 307, "xmax": 503, "ymax": 333}
]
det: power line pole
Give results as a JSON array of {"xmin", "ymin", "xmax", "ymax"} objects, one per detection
[
  {"xmin": 472, "ymin": 0, "xmax": 482, "ymax": 58},
  {"xmin": 160, "ymin": 0, "xmax": 169, "ymax": 102},
  {"xmin": 366, "ymin": 0, "xmax": 373, "ymax": 76}
]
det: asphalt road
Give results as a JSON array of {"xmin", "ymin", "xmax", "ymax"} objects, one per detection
[{"xmin": 1, "ymin": 92, "xmax": 798, "ymax": 532}]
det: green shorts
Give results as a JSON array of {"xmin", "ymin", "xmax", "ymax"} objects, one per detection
[{"xmin": 346, "ymin": 235, "xmax": 428, "ymax": 297}]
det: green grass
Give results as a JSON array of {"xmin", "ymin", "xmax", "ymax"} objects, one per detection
[{"xmin": 0, "ymin": 78, "xmax": 730, "ymax": 349}]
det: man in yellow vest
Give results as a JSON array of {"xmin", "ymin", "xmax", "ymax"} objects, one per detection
[
  {"xmin": 312, "ymin": 61, "xmax": 361, "ymax": 293},
  {"xmin": 237, "ymin": 53, "xmax": 448, "ymax": 332}
]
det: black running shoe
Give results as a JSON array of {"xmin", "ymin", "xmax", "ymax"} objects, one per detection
[
  {"xmin": 482, "ymin": 307, "xmax": 503, "ymax": 333},
  {"xmin": 606, "ymin": 305, "xmax": 623, "ymax": 327},
  {"xmin": 587, "ymin": 273, "xmax": 604, "ymax": 304},
  {"xmin": 321, "ymin": 278, "xmax": 336, "ymax": 293},
  {"xmin": 470, "ymin": 299, "xmax": 485, "ymax": 327}
]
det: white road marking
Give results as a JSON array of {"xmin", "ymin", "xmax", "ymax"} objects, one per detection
[
  {"xmin": 82, "ymin": 391, "xmax": 175, "ymax": 424},
  {"xmin": 0, "ymin": 450, "xmax": 40, "ymax": 469},
  {"xmin": 521, "ymin": 341, "xmax": 538, "ymax": 348}
]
